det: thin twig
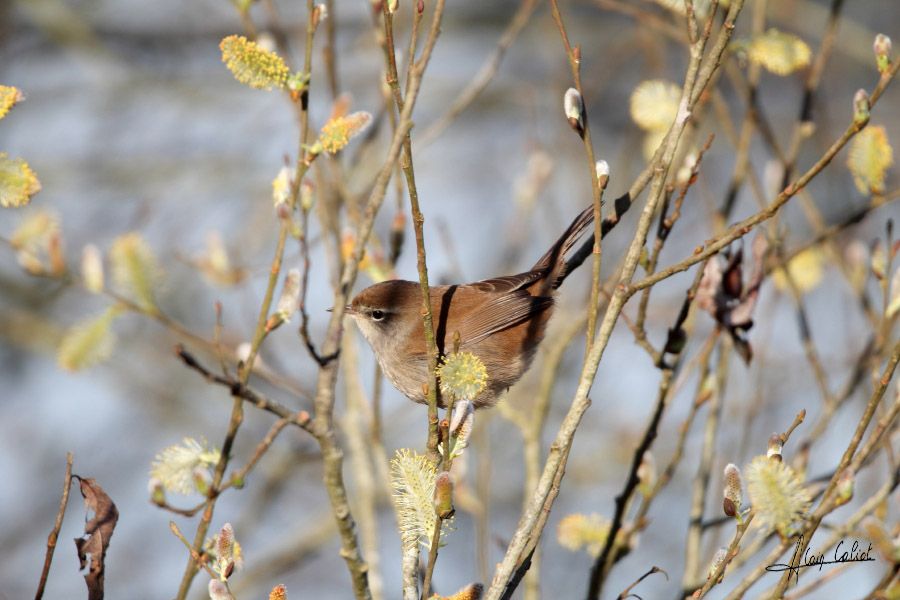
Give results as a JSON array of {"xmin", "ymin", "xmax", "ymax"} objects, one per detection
[
  {"xmin": 694, "ymin": 409, "xmax": 807, "ymax": 598},
  {"xmin": 682, "ymin": 334, "xmax": 731, "ymax": 590},
  {"xmin": 175, "ymin": 5, "xmax": 321, "ymax": 594},
  {"xmin": 630, "ymin": 57, "xmax": 900, "ymax": 295},
  {"xmin": 34, "ymin": 452, "xmax": 74, "ymax": 600},
  {"xmin": 770, "ymin": 340, "xmax": 900, "ymax": 596},
  {"xmin": 421, "ymin": 515, "xmax": 444, "ymax": 600},
  {"xmin": 617, "ymin": 566, "xmax": 668, "ymax": 600},
  {"xmin": 486, "ymin": 3, "xmax": 745, "ymax": 597},
  {"xmin": 223, "ymin": 418, "xmax": 291, "ymax": 492},
  {"xmin": 175, "ymin": 345, "xmax": 314, "ymax": 434},
  {"xmin": 169, "ymin": 521, "xmax": 217, "ymax": 579},
  {"xmin": 548, "ymin": 0, "xmax": 606, "ymax": 349},
  {"xmin": 307, "ymin": 0, "xmax": 447, "ymax": 595},
  {"xmin": 588, "ymin": 282, "xmax": 712, "ymax": 596}
]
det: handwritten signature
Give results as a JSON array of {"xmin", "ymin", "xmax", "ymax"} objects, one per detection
[{"xmin": 766, "ymin": 536, "xmax": 876, "ymax": 584}]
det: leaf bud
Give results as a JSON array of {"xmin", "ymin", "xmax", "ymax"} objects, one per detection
[
  {"xmin": 853, "ymin": 89, "xmax": 870, "ymax": 127},
  {"xmin": 722, "ymin": 463, "xmax": 743, "ymax": 518},
  {"xmin": 595, "ymin": 159, "xmax": 610, "ymax": 189},
  {"xmin": 564, "ymin": 87, "xmax": 585, "ymax": 136},
  {"xmin": 874, "ymin": 34, "xmax": 892, "ymax": 74},
  {"xmin": 433, "ymin": 471, "xmax": 455, "ymax": 519},
  {"xmin": 707, "ymin": 547, "xmax": 728, "ymax": 583}
]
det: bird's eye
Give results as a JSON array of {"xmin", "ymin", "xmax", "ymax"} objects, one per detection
[{"xmin": 371, "ymin": 309, "xmax": 385, "ymax": 321}]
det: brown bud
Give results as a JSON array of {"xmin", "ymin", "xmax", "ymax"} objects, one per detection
[
  {"xmin": 433, "ymin": 471, "xmax": 454, "ymax": 518},
  {"xmin": 767, "ymin": 433, "xmax": 784, "ymax": 462},
  {"xmin": 722, "ymin": 463, "xmax": 742, "ymax": 518}
]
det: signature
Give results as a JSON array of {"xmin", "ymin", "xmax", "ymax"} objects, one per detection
[{"xmin": 766, "ymin": 536, "xmax": 876, "ymax": 584}]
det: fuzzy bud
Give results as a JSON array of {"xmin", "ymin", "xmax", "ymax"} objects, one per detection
[
  {"xmin": 564, "ymin": 87, "xmax": 585, "ymax": 136},
  {"xmin": 595, "ymin": 159, "xmax": 610, "ymax": 189},
  {"xmin": 300, "ymin": 180, "xmax": 315, "ymax": 211},
  {"xmin": 853, "ymin": 89, "xmax": 870, "ymax": 127},
  {"xmin": 874, "ymin": 34, "xmax": 892, "ymax": 74},
  {"xmin": 722, "ymin": 463, "xmax": 743, "ymax": 518},
  {"xmin": 707, "ymin": 547, "xmax": 728, "ymax": 583},
  {"xmin": 437, "ymin": 351, "xmax": 488, "ymax": 402},
  {"xmin": 216, "ymin": 523, "xmax": 234, "ymax": 563},
  {"xmin": 433, "ymin": 471, "xmax": 455, "ymax": 519},
  {"xmin": 272, "ymin": 166, "xmax": 294, "ymax": 210},
  {"xmin": 81, "ymin": 244, "xmax": 104, "ymax": 294},
  {"xmin": 269, "ymin": 585, "xmax": 287, "ymax": 600},
  {"xmin": 767, "ymin": 433, "xmax": 784, "ymax": 462}
]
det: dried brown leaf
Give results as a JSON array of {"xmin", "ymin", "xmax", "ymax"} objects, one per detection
[
  {"xmin": 73, "ymin": 478, "xmax": 119, "ymax": 600},
  {"xmin": 696, "ymin": 237, "xmax": 770, "ymax": 363},
  {"xmin": 728, "ymin": 235, "xmax": 768, "ymax": 327}
]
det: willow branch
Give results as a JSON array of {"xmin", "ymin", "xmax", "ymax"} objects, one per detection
[{"xmin": 485, "ymin": 3, "xmax": 745, "ymax": 597}]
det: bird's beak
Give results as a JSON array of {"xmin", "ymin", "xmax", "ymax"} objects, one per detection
[{"xmin": 342, "ymin": 304, "xmax": 356, "ymax": 315}]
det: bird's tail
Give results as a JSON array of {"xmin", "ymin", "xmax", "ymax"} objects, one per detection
[{"xmin": 531, "ymin": 204, "xmax": 596, "ymax": 290}]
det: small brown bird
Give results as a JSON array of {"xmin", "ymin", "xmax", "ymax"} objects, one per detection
[{"xmin": 347, "ymin": 205, "xmax": 594, "ymax": 408}]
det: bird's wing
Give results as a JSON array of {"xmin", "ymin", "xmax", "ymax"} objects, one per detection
[
  {"xmin": 458, "ymin": 288, "xmax": 553, "ymax": 346},
  {"xmin": 468, "ymin": 270, "xmax": 547, "ymax": 294}
]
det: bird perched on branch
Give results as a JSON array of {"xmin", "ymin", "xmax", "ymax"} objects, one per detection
[{"xmin": 347, "ymin": 205, "xmax": 595, "ymax": 408}]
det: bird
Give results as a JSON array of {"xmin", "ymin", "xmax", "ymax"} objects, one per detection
[{"xmin": 346, "ymin": 205, "xmax": 595, "ymax": 408}]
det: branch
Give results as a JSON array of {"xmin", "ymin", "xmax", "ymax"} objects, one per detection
[
  {"xmin": 771, "ymin": 339, "xmax": 900, "ymax": 596},
  {"xmin": 485, "ymin": 3, "xmax": 747, "ymax": 597},
  {"xmin": 175, "ymin": 4, "xmax": 321, "ymax": 596},
  {"xmin": 693, "ymin": 409, "xmax": 807, "ymax": 598},
  {"xmin": 175, "ymin": 345, "xmax": 314, "ymax": 434},
  {"xmin": 34, "ymin": 452, "xmax": 74, "ymax": 600},
  {"xmin": 630, "ymin": 57, "xmax": 900, "ymax": 295}
]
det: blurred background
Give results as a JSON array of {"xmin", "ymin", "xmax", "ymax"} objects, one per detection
[{"xmin": 1, "ymin": 0, "xmax": 898, "ymax": 598}]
